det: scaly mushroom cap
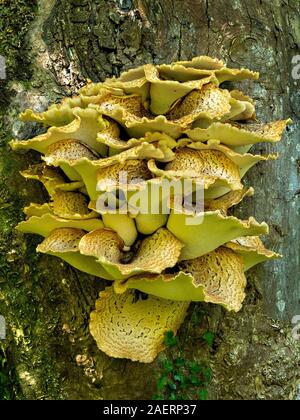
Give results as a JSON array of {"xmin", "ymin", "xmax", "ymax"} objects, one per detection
[
  {"xmin": 148, "ymin": 148, "xmax": 243, "ymax": 192},
  {"xmin": 119, "ymin": 247, "xmax": 246, "ymax": 312},
  {"xmin": 224, "ymin": 236, "xmax": 282, "ymax": 270},
  {"xmin": 205, "ymin": 187, "xmax": 254, "ymax": 213},
  {"xmin": 166, "ymin": 84, "xmax": 232, "ymax": 123},
  {"xmin": 97, "ymin": 159, "xmax": 152, "ymax": 192},
  {"xmin": 37, "ymin": 227, "xmax": 84, "ymax": 254},
  {"xmin": 186, "ymin": 119, "xmax": 292, "ymax": 148},
  {"xmin": 167, "ymin": 209, "xmax": 268, "ymax": 260},
  {"xmin": 45, "ymin": 139, "xmax": 99, "ymax": 164},
  {"xmin": 10, "ymin": 108, "xmax": 108, "ymax": 155},
  {"xmin": 79, "ymin": 228, "xmax": 183, "ymax": 280},
  {"xmin": 51, "ymin": 191, "xmax": 97, "ymax": 220},
  {"xmin": 37, "ymin": 228, "xmax": 113, "ymax": 280},
  {"xmin": 102, "ymin": 56, "xmax": 258, "ymax": 115},
  {"xmin": 21, "ymin": 164, "xmax": 83, "ymax": 196},
  {"xmin": 90, "ymin": 287, "xmax": 189, "ymax": 363},
  {"xmin": 17, "ymin": 213, "xmax": 104, "ymax": 238},
  {"xmin": 19, "ymin": 96, "xmax": 83, "ymax": 126}
]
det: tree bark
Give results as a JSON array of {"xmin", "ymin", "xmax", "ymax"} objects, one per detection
[{"xmin": 0, "ymin": 0, "xmax": 299, "ymax": 400}]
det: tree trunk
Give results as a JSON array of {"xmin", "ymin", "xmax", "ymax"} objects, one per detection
[{"xmin": 0, "ymin": 0, "xmax": 299, "ymax": 400}]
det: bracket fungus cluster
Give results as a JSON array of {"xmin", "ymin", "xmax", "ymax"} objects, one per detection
[{"xmin": 11, "ymin": 56, "xmax": 290, "ymax": 363}]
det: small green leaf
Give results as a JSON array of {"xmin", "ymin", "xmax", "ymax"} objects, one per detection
[
  {"xmin": 202, "ymin": 330, "xmax": 215, "ymax": 347},
  {"xmin": 162, "ymin": 359, "xmax": 174, "ymax": 373},
  {"xmin": 168, "ymin": 382, "xmax": 177, "ymax": 391},
  {"xmin": 153, "ymin": 394, "xmax": 164, "ymax": 400},
  {"xmin": 174, "ymin": 357, "xmax": 185, "ymax": 367},
  {"xmin": 188, "ymin": 361, "xmax": 202, "ymax": 374},
  {"xmin": 180, "ymin": 376, "xmax": 188, "ymax": 388},
  {"xmin": 169, "ymin": 392, "xmax": 177, "ymax": 400},
  {"xmin": 173, "ymin": 373, "xmax": 184, "ymax": 383},
  {"xmin": 190, "ymin": 375, "xmax": 202, "ymax": 386},
  {"xmin": 202, "ymin": 366, "xmax": 213, "ymax": 383},
  {"xmin": 157, "ymin": 375, "xmax": 169, "ymax": 391},
  {"xmin": 164, "ymin": 331, "xmax": 179, "ymax": 347}
]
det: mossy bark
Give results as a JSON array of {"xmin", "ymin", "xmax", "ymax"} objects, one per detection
[{"xmin": 0, "ymin": 0, "xmax": 299, "ymax": 400}]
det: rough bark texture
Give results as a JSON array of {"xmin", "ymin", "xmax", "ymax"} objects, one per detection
[{"xmin": 0, "ymin": 0, "xmax": 300, "ymax": 400}]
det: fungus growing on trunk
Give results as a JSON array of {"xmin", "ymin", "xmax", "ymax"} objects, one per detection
[{"xmin": 11, "ymin": 56, "xmax": 289, "ymax": 362}]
